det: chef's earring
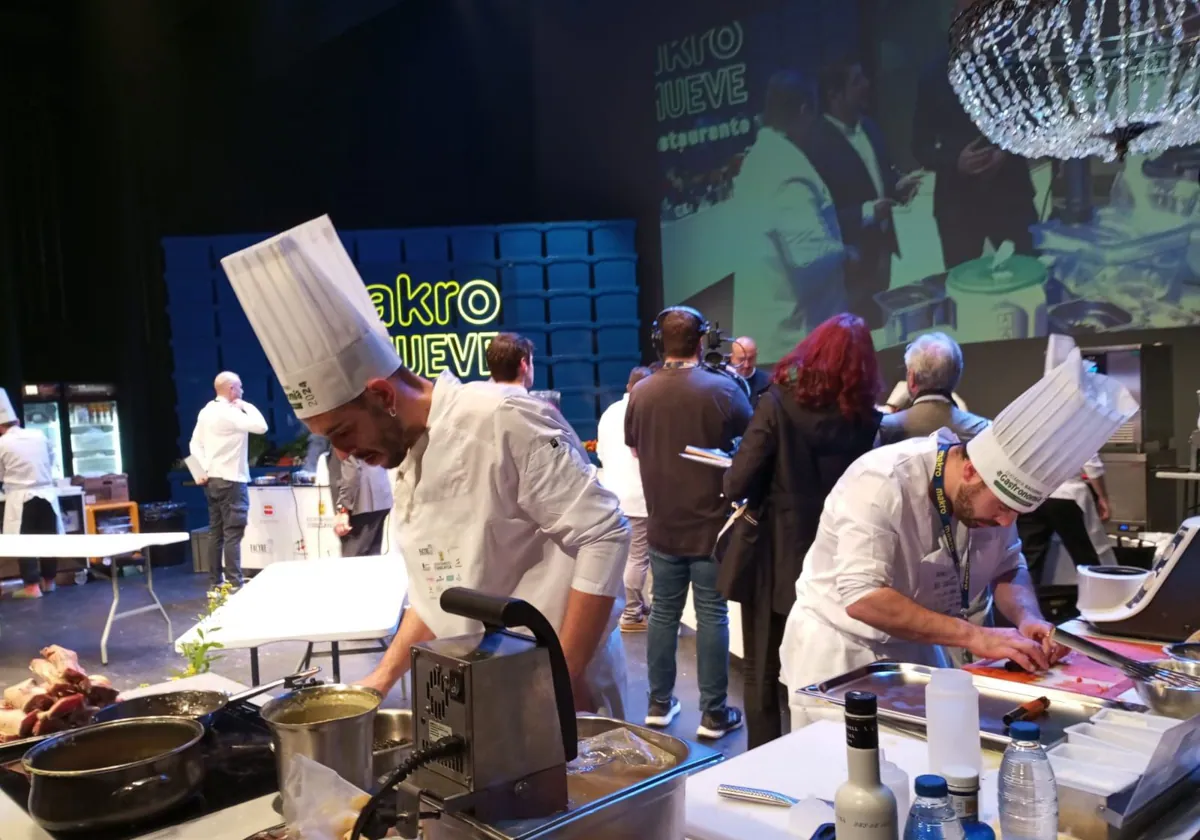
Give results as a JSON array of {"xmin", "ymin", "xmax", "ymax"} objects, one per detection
[{"xmin": 388, "ymin": 407, "xmax": 397, "ymax": 418}]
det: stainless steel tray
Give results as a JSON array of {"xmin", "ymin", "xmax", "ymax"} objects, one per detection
[{"xmin": 800, "ymin": 661, "xmax": 1142, "ymax": 748}]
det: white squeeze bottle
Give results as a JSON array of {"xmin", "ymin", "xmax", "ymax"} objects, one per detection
[
  {"xmin": 926, "ymin": 669, "xmax": 982, "ymax": 776},
  {"xmin": 835, "ymin": 690, "xmax": 899, "ymax": 840}
]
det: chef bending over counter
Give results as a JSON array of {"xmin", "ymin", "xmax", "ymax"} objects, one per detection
[
  {"xmin": 220, "ymin": 215, "xmax": 631, "ymax": 718},
  {"xmin": 781, "ymin": 334, "xmax": 1139, "ymax": 727}
]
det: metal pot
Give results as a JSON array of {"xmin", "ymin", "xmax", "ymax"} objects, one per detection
[
  {"xmin": 372, "ymin": 708, "xmax": 413, "ymax": 780},
  {"xmin": 23, "ymin": 717, "xmax": 206, "ymax": 832},
  {"xmin": 260, "ymin": 684, "xmax": 381, "ymax": 795},
  {"xmin": 1134, "ymin": 659, "xmax": 1200, "ymax": 719}
]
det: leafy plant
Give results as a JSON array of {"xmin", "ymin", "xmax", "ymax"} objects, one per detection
[{"xmin": 173, "ymin": 582, "xmax": 234, "ymax": 678}]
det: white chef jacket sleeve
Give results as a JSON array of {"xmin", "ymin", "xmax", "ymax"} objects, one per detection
[
  {"xmin": 831, "ymin": 473, "xmax": 903, "ymax": 608},
  {"xmin": 987, "ymin": 525, "xmax": 1027, "ymax": 577},
  {"xmin": 1082, "ymin": 453, "xmax": 1104, "ymax": 480},
  {"xmin": 497, "ymin": 398, "xmax": 630, "ymax": 597},
  {"xmin": 188, "ymin": 411, "xmax": 208, "ymax": 473},
  {"xmin": 217, "ymin": 401, "xmax": 268, "ymax": 435}
]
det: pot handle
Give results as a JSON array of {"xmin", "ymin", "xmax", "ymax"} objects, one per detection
[{"xmin": 112, "ymin": 774, "xmax": 172, "ymax": 799}]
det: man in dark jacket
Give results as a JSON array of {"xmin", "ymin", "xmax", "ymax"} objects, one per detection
[
  {"xmin": 911, "ymin": 3, "xmax": 1038, "ymax": 271},
  {"xmin": 878, "ymin": 332, "xmax": 989, "ymax": 445},
  {"xmin": 802, "ymin": 60, "xmax": 920, "ymax": 328}
]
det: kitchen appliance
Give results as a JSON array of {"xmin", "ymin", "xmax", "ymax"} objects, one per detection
[
  {"xmin": 1079, "ymin": 343, "xmax": 1176, "ymax": 531},
  {"xmin": 1078, "ymin": 515, "xmax": 1200, "ymax": 641},
  {"xmin": 22, "ymin": 717, "xmax": 206, "ymax": 833},
  {"xmin": 0, "ymin": 700, "xmax": 278, "ymax": 840},
  {"xmin": 357, "ymin": 588, "xmax": 722, "ymax": 840},
  {"xmin": 260, "ymin": 683, "xmax": 382, "ymax": 796},
  {"xmin": 65, "ymin": 383, "xmax": 123, "ymax": 477},
  {"xmin": 20, "ymin": 384, "xmax": 65, "ymax": 480}
]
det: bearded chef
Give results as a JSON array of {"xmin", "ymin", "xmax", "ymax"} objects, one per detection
[
  {"xmin": 220, "ymin": 216, "xmax": 631, "ymax": 716},
  {"xmin": 780, "ymin": 335, "xmax": 1138, "ymax": 727},
  {"xmin": 0, "ymin": 389, "xmax": 64, "ymax": 599}
]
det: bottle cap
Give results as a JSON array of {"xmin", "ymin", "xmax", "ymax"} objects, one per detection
[
  {"xmin": 845, "ymin": 691, "xmax": 877, "ymax": 716},
  {"xmin": 942, "ymin": 765, "xmax": 980, "ymax": 790},
  {"xmin": 1009, "ymin": 721, "xmax": 1041, "ymax": 742},
  {"xmin": 914, "ymin": 774, "xmax": 949, "ymax": 798}
]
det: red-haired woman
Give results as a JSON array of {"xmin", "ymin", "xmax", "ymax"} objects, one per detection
[{"xmin": 722, "ymin": 313, "xmax": 882, "ymax": 747}]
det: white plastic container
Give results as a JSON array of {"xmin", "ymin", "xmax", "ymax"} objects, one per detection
[
  {"xmin": 1046, "ymin": 755, "xmax": 1141, "ymax": 796},
  {"xmin": 926, "ymin": 668, "xmax": 982, "ymax": 775},
  {"xmin": 1061, "ymin": 728, "xmax": 1151, "ymax": 772},
  {"xmin": 1048, "ymin": 742, "xmax": 1146, "ymax": 773},
  {"xmin": 879, "ymin": 749, "xmax": 910, "ymax": 821},
  {"xmin": 1089, "ymin": 707, "xmax": 1179, "ymax": 732},
  {"xmin": 1064, "ymin": 722, "xmax": 1158, "ymax": 755}
]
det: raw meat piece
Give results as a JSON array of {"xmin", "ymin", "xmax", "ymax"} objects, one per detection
[
  {"xmin": 31, "ymin": 694, "xmax": 87, "ymax": 736},
  {"xmin": 3, "ymin": 679, "xmax": 51, "ymax": 713},
  {"xmin": 0, "ymin": 708, "xmax": 26, "ymax": 737},
  {"xmin": 87, "ymin": 683, "xmax": 120, "ymax": 707},
  {"xmin": 32, "ymin": 714, "xmax": 67, "ymax": 737},
  {"xmin": 41, "ymin": 646, "xmax": 86, "ymax": 683},
  {"xmin": 29, "ymin": 659, "xmax": 58, "ymax": 685},
  {"xmin": 18, "ymin": 710, "xmax": 39, "ymax": 738}
]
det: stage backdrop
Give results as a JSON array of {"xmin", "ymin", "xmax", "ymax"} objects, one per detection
[
  {"xmin": 659, "ymin": 0, "xmax": 1200, "ymax": 362},
  {"xmin": 163, "ymin": 220, "xmax": 640, "ymax": 454}
]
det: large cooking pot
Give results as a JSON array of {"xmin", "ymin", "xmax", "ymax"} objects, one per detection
[
  {"xmin": 260, "ymin": 684, "xmax": 381, "ymax": 797},
  {"xmin": 23, "ymin": 717, "xmax": 206, "ymax": 832}
]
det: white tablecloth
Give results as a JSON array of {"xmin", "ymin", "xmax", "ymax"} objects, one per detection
[
  {"xmin": 176, "ymin": 554, "xmax": 407, "ymax": 651},
  {"xmin": 0, "ymin": 533, "xmax": 189, "ymax": 557}
]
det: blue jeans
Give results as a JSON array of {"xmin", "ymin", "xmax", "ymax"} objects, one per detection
[{"xmin": 647, "ymin": 550, "xmax": 730, "ymax": 713}]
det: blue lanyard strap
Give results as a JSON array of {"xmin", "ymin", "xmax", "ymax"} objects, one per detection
[{"xmin": 933, "ymin": 443, "xmax": 970, "ymax": 613}]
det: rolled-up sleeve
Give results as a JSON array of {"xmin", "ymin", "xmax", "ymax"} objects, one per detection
[
  {"xmin": 499, "ymin": 400, "xmax": 630, "ymax": 597},
  {"xmin": 831, "ymin": 492, "xmax": 901, "ymax": 609}
]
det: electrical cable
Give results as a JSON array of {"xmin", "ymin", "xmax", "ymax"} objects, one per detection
[{"xmin": 349, "ymin": 735, "xmax": 466, "ymax": 840}]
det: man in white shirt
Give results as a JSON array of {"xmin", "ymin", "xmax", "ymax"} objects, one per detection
[
  {"xmin": 0, "ymin": 388, "xmax": 63, "ymax": 599},
  {"xmin": 803, "ymin": 59, "xmax": 921, "ymax": 328},
  {"xmin": 485, "ymin": 333, "xmax": 535, "ymax": 389},
  {"xmin": 733, "ymin": 70, "xmax": 848, "ymax": 363},
  {"xmin": 596, "ymin": 366, "xmax": 653, "ymax": 632},
  {"xmin": 220, "ymin": 216, "xmax": 631, "ymax": 716},
  {"xmin": 189, "ymin": 371, "xmax": 268, "ymax": 587}
]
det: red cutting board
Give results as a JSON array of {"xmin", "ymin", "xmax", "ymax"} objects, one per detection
[{"xmin": 966, "ymin": 636, "xmax": 1165, "ymax": 700}]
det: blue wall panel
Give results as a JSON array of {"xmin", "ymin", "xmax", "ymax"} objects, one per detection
[{"xmin": 162, "ymin": 221, "xmax": 641, "ymax": 476}]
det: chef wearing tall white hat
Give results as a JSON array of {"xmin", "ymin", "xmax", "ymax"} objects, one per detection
[
  {"xmin": 0, "ymin": 388, "xmax": 65, "ymax": 599},
  {"xmin": 779, "ymin": 335, "xmax": 1138, "ymax": 728},
  {"xmin": 220, "ymin": 216, "xmax": 631, "ymax": 716}
]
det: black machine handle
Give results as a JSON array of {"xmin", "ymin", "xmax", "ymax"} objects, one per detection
[{"xmin": 439, "ymin": 587, "xmax": 578, "ymax": 761}]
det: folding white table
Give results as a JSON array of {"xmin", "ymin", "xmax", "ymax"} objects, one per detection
[
  {"xmin": 0, "ymin": 532, "xmax": 189, "ymax": 663},
  {"xmin": 175, "ymin": 554, "xmax": 408, "ymax": 685}
]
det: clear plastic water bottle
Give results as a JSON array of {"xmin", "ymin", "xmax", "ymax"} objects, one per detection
[
  {"xmin": 998, "ymin": 721, "xmax": 1058, "ymax": 840},
  {"xmin": 903, "ymin": 775, "xmax": 965, "ymax": 840}
]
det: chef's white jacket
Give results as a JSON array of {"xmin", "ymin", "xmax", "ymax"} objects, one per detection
[
  {"xmin": 0, "ymin": 428, "xmax": 63, "ymax": 535},
  {"xmin": 1047, "ymin": 454, "xmax": 1115, "ymax": 563},
  {"xmin": 189, "ymin": 398, "xmax": 268, "ymax": 483},
  {"xmin": 391, "ymin": 373, "xmax": 631, "ymax": 717},
  {"xmin": 595, "ymin": 395, "xmax": 646, "ymax": 519},
  {"xmin": 780, "ymin": 429, "xmax": 1026, "ymax": 721}
]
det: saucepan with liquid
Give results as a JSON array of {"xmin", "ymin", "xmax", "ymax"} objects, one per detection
[{"xmin": 260, "ymin": 684, "xmax": 382, "ymax": 796}]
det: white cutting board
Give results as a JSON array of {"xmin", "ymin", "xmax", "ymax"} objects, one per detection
[{"xmin": 684, "ymin": 720, "xmax": 1000, "ymax": 840}]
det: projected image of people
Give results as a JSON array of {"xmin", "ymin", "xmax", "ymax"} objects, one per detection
[{"xmin": 657, "ymin": 1, "xmax": 1200, "ymax": 361}]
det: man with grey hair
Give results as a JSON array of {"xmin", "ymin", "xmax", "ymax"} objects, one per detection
[
  {"xmin": 189, "ymin": 371, "xmax": 269, "ymax": 587},
  {"xmin": 879, "ymin": 332, "xmax": 988, "ymax": 445}
]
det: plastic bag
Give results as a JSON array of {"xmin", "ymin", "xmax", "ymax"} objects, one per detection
[
  {"xmin": 565, "ymin": 728, "xmax": 676, "ymax": 807},
  {"xmin": 281, "ymin": 754, "xmax": 374, "ymax": 840}
]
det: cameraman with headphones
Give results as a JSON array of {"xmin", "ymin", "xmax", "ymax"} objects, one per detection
[{"xmin": 625, "ymin": 306, "xmax": 753, "ymax": 740}]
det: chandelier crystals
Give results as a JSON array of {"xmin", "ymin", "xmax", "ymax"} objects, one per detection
[{"xmin": 949, "ymin": 0, "xmax": 1200, "ymax": 161}]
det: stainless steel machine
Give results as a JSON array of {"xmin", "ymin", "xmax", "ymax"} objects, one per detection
[
  {"xmin": 1078, "ymin": 516, "xmax": 1200, "ymax": 641},
  {"xmin": 1080, "ymin": 343, "xmax": 1176, "ymax": 532},
  {"xmin": 352, "ymin": 588, "xmax": 720, "ymax": 840}
]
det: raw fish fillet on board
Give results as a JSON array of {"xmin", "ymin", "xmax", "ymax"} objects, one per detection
[{"xmin": 966, "ymin": 635, "xmax": 1165, "ymax": 700}]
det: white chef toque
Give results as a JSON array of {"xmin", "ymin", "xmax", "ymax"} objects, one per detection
[
  {"xmin": 965, "ymin": 335, "xmax": 1138, "ymax": 513},
  {"xmin": 220, "ymin": 215, "xmax": 398, "ymax": 420},
  {"xmin": 0, "ymin": 388, "xmax": 15, "ymax": 425}
]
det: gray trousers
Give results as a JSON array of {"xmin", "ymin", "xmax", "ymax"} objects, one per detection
[
  {"xmin": 205, "ymin": 478, "xmax": 248, "ymax": 586},
  {"xmin": 340, "ymin": 509, "xmax": 389, "ymax": 557},
  {"xmin": 622, "ymin": 516, "xmax": 651, "ymax": 621}
]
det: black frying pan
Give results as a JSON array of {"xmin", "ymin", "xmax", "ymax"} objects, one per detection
[{"xmin": 91, "ymin": 667, "xmax": 319, "ymax": 728}]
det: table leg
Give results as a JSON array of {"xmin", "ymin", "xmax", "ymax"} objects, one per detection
[
  {"xmin": 101, "ymin": 564, "xmax": 119, "ymax": 666},
  {"xmin": 331, "ymin": 642, "xmax": 341, "ymax": 683},
  {"xmin": 143, "ymin": 553, "xmax": 174, "ymax": 644},
  {"xmin": 250, "ymin": 647, "xmax": 261, "ymax": 686}
]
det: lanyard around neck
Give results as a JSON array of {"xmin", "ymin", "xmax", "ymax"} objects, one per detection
[{"xmin": 933, "ymin": 443, "xmax": 970, "ymax": 614}]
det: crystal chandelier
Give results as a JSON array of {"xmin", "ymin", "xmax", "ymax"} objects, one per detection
[{"xmin": 949, "ymin": 0, "xmax": 1200, "ymax": 161}]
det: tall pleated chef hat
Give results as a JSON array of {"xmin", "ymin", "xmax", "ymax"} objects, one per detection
[
  {"xmin": 220, "ymin": 215, "xmax": 397, "ymax": 419},
  {"xmin": 0, "ymin": 388, "xmax": 15, "ymax": 425},
  {"xmin": 966, "ymin": 334, "xmax": 1138, "ymax": 513}
]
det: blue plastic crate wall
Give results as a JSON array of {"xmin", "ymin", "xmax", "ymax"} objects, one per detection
[{"xmin": 161, "ymin": 220, "xmax": 640, "ymax": 451}]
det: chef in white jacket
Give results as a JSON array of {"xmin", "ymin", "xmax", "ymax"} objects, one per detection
[
  {"xmin": 779, "ymin": 336, "xmax": 1138, "ymax": 728},
  {"xmin": 220, "ymin": 216, "xmax": 631, "ymax": 716},
  {"xmin": 0, "ymin": 388, "xmax": 64, "ymax": 598}
]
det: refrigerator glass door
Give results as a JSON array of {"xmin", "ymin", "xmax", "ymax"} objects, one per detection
[
  {"xmin": 68, "ymin": 400, "xmax": 123, "ymax": 476},
  {"xmin": 22, "ymin": 401, "xmax": 65, "ymax": 480}
]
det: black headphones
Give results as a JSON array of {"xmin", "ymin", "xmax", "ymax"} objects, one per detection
[{"xmin": 650, "ymin": 305, "xmax": 751, "ymax": 400}]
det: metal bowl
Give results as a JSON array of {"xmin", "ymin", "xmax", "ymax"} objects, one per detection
[
  {"xmin": 1163, "ymin": 642, "xmax": 1200, "ymax": 664},
  {"xmin": 1134, "ymin": 659, "xmax": 1200, "ymax": 719},
  {"xmin": 372, "ymin": 708, "xmax": 413, "ymax": 779},
  {"xmin": 1046, "ymin": 299, "xmax": 1133, "ymax": 334}
]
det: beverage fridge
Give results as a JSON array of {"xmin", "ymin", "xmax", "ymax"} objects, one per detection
[{"xmin": 22, "ymin": 382, "xmax": 125, "ymax": 478}]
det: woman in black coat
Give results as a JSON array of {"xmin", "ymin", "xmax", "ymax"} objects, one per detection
[{"xmin": 723, "ymin": 313, "xmax": 882, "ymax": 747}]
